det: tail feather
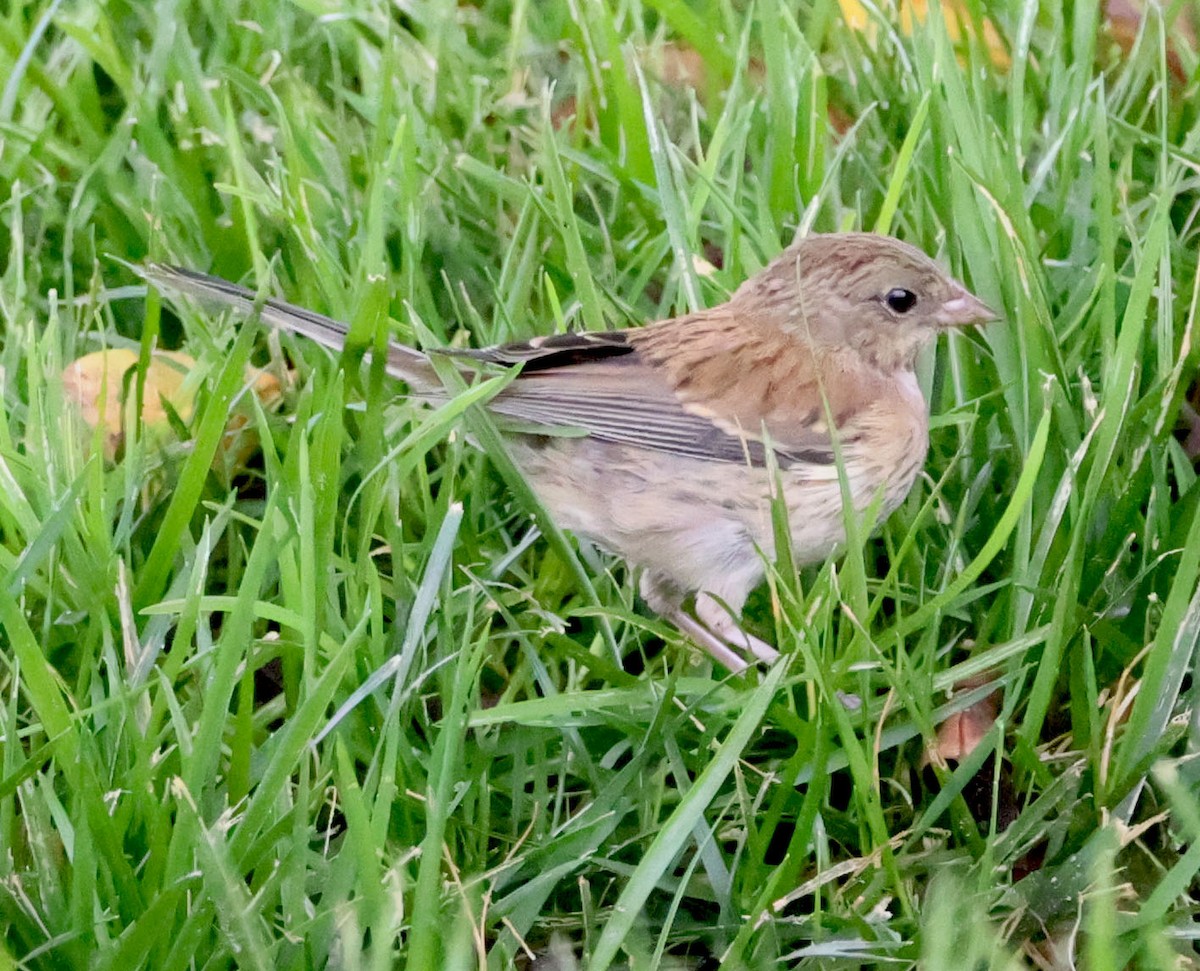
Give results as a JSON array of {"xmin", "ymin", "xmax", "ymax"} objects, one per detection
[{"xmin": 143, "ymin": 264, "xmax": 439, "ymax": 390}]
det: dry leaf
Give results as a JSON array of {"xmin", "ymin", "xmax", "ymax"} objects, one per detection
[
  {"xmin": 1104, "ymin": 0, "xmax": 1195, "ymax": 83},
  {"xmin": 838, "ymin": 0, "xmax": 1010, "ymax": 70},
  {"xmin": 930, "ymin": 673, "xmax": 1000, "ymax": 764},
  {"xmin": 655, "ymin": 42, "xmax": 708, "ymax": 91},
  {"xmin": 62, "ymin": 348, "xmax": 282, "ymax": 471},
  {"xmin": 1182, "ymin": 399, "xmax": 1200, "ymax": 461}
]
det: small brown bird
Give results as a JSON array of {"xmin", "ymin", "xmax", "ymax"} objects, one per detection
[{"xmin": 147, "ymin": 233, "xmax": 995, "ymax": 671}]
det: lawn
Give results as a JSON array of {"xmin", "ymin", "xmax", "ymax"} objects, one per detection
[{"xmin": 2, "ymin": 0, "xmax": 1199, "ymax": 968}]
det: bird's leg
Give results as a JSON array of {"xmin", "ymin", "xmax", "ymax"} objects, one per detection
[
  {"xmin": 693, "ymin": 592, "xmax": 779, "ymax": 664},
  {"xmin": 639, "ymin": 573, "xmax": 775, "ymax": 672},
  {"xmin": 671, "ymin": 610, "xmax": 754, "ymax": 673},
  {"xmin": 639, "ymin": 572, "xmax": 749, "ymax": 671}
]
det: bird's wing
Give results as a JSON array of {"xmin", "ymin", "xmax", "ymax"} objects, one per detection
[
  {"xmin": 451, "ymin": 321, "xmax": 860, "ymax": 469},
  {"xmin": 441, "ymin": 329, "xmax": 636, "ymax": 370}
]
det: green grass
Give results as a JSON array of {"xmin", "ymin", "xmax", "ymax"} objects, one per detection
[{"xmin": 2, "ymin": 0, "xmax": 1200, "ymax": 967}]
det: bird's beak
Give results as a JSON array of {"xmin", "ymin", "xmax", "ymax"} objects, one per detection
[{"xmin": 935, "ymin": 287, "xmax": 999, "ymax": 328}]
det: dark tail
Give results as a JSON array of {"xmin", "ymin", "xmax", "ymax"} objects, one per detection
[{"xmin": 143, "ymin": 264, "xmax": 439, "ymax": 390}]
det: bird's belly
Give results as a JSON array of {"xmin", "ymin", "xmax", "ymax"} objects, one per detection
[
  {"xmin": 506, "ymin": 434, "xmax": 923, "ymax": 592},
  {"xmin": 508, "ymin": 437, "xmax": 765, "ymax": 592}
]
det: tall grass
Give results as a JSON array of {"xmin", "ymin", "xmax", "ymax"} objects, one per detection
[{"xmin": 1, "ymin": 0, "xmax": 1198, "ymax": 967}]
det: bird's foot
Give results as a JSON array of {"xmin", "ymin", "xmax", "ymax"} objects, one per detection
[
  {"xmin": 694, "ymin": 592, "xmax": 780, "ymax": 665},
  {"xmin": 639, "ymin": 574, "xmax": 779, "ymax": 673}
]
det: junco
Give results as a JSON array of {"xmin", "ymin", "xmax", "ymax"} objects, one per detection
[{"xmin": 147, "ymin": 232, "xmax": 995, "ymax": 672}]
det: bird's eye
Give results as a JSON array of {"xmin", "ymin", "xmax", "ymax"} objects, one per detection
[{"xmin": 885, "ymin": 288, "xmax": 918, "ymax": 314}]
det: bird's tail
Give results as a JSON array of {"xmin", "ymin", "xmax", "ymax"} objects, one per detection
[{"xmin": 143, "ymin": 264, "xmax": 439, "ymax": 390}]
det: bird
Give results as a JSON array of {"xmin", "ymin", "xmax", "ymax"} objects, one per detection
[{"xmin": 145, "ymin": 232, "xmax": 995, "ymax": 672}]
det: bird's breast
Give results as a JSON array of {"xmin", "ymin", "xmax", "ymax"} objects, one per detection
[{"xmin": 846, "ymin": 370, "xmax": 930, "ymax": 510}]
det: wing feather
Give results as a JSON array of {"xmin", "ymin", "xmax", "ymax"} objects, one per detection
[{"xmin": 473, "ymin": 328, "xmax": 842, "ymax": 468}]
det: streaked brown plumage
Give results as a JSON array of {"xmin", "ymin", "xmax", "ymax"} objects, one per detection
[{"xmin": 146, "ymin": 232, "xmax": 995, "ymax": 672}]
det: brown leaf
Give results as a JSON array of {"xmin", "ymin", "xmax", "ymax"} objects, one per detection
[
  {"xmin": 63, "ymin": 348, "xmax": 282, "ymax": 471},
  {"xmin": 1183, "ymin": 388, "xmax": 1200, "ymax": 461},
  {"xmin": 931, "ymin": 673, "xmax": 1001, "ymax": 764},
  {"xmin": 1104, "ymin": 0, "xmax": 1195, "ymax": 83},
  {"xmin": 839, "ymin": 0, "xmax": 1011, "ymax": 70}
]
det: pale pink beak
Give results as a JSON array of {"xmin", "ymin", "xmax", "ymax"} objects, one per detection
[{"xmin": 935, "ymin": 287, "xmax": 999, "ymax": 327}]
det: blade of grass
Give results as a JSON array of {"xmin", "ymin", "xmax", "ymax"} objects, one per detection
[{"xmin": 588, "ymin": 661, "xmax": 785, "ymax": 971}]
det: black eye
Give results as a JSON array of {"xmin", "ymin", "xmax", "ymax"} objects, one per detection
[{"xmin": 885, "ymin": 288, "xmax": 918, "ymax": 314}]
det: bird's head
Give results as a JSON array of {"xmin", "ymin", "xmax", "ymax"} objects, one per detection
[{"xmin": 737, "ymin": 232, "xmax": 997, "ymax": 369}]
